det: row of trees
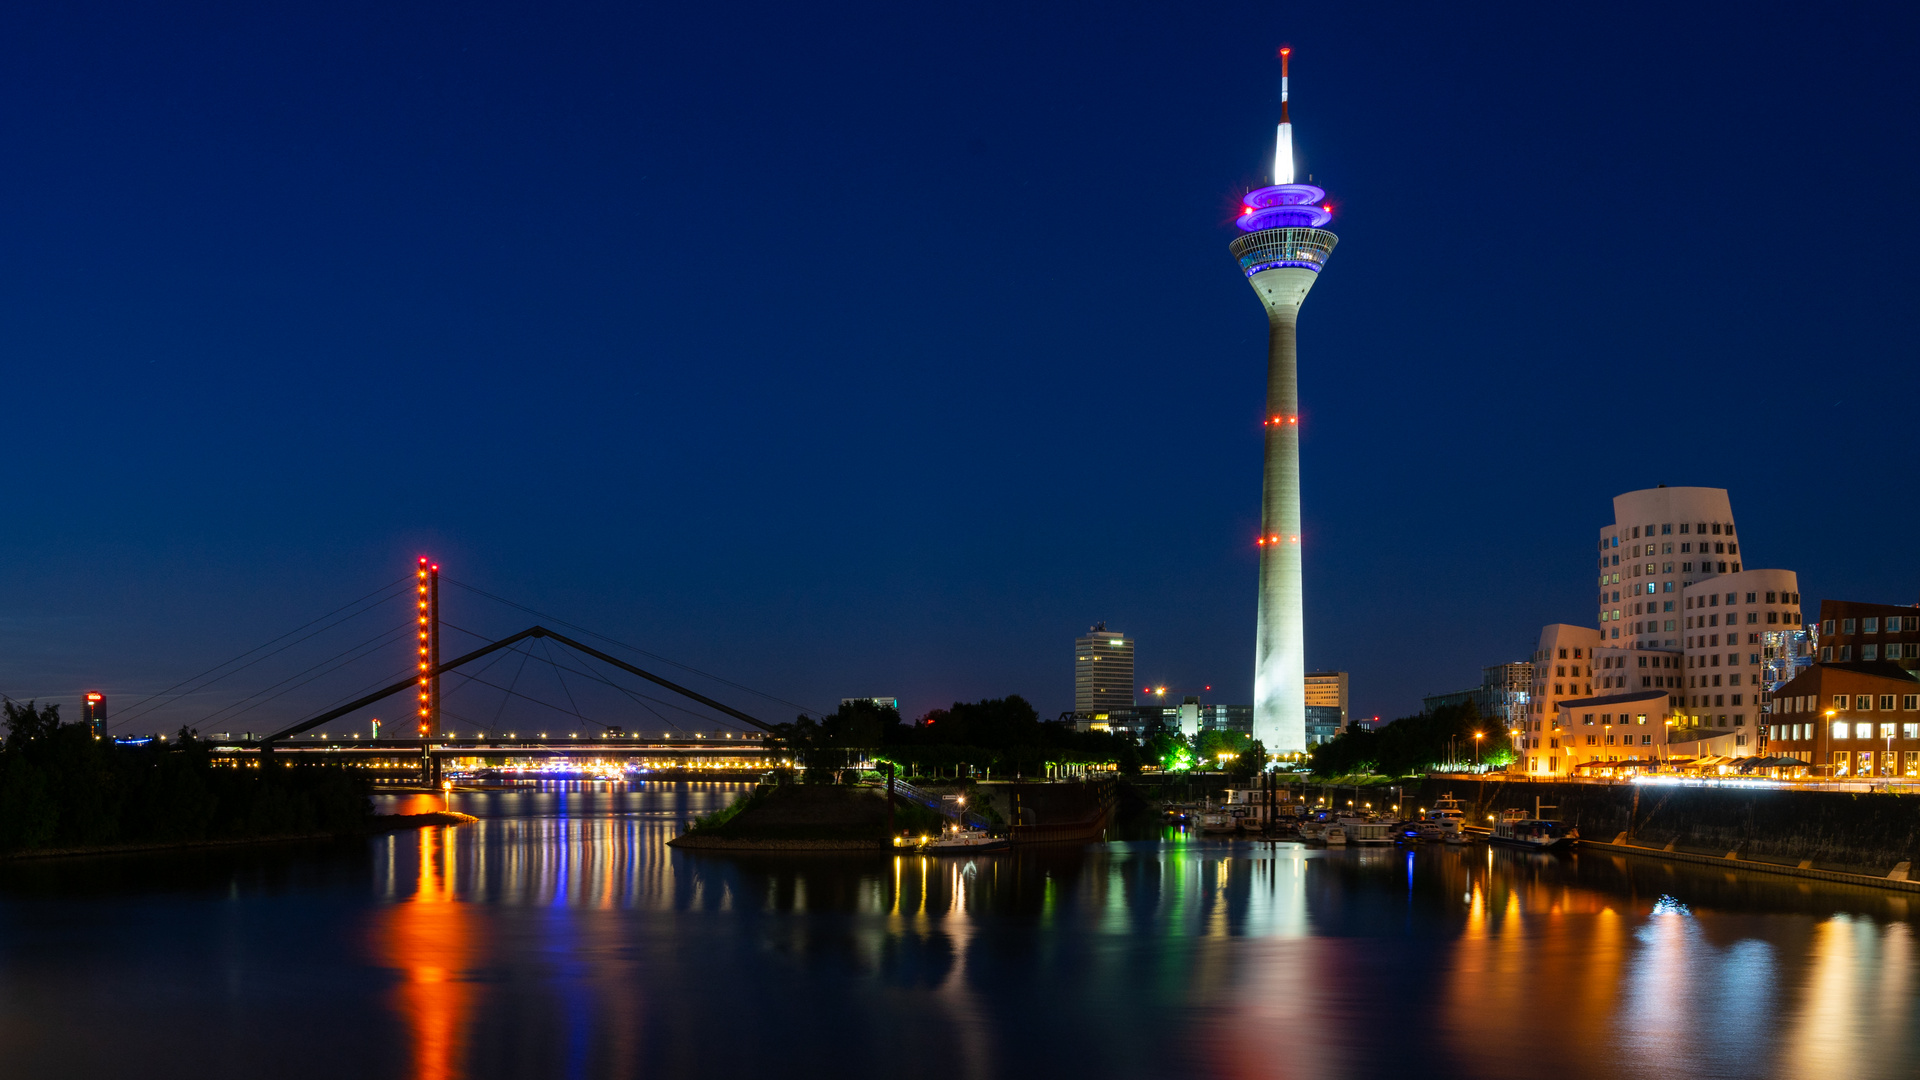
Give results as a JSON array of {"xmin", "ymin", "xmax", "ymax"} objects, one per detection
[
  {"xmin": 1307, "ymin": 702, "xmax": 1516, "ymax": 778},
  {"xmin": 776, "ymin": 696, "xmax": 1143, "ymax": 779},
  {"xmin": 0, "ymin": 700, "xmax": 370, "ymax": 853},
  {"xmin": 774, "ymin": 697, "xmax": 1277, "ymax": 781}
]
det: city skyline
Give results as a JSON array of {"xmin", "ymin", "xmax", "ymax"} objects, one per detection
[{"xmin": 2, "ymin": 4, "xmax": 1918, "ymax": 729}]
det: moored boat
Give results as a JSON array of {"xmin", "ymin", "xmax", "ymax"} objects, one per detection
[
  {"xmin": 924, "ymin": 827, "xmax": 1010, "ymax": 853},
  {"xmin": 1488, "ymin": 801, "xmax": 1578, "ymax": 850}
]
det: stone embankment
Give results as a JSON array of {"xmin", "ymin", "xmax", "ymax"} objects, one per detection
[{"xmin": 1420, "ymin": 777, "xmax": 1920, "ymax": 883}]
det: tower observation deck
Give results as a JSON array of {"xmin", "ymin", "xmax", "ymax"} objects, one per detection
[{"xmin": 1234, "ymin": 48, "xmax": 1338, "ymax": 756}]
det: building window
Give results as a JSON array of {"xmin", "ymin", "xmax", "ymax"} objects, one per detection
[
  {"xmin": 1834, "ymin": 721, "xmax": 1849, "ymax": 740},
  {"xmin": 1906, "ymin": 724, "xmax": 1920, "ymax": 740},
  {"xmin": 1844, "ymin": 619, "xmax": 1857, "ymax": 634},
  {"xmin": 1841, "ymin": 646, "xmax": 1853, "ymax": 661},
  {"xmin": 1882, "ymin": 724, "xmax": 1897, "ymax": 739},
  {"xmin": 1835, "ymin": 695, "xmax": 1850, "ymax": 709},
  {"xmin": 1864, "ymin": 645, "xmax": 1879, "ymax": 660},
  {"xmin": 1882, "ymin": 695, "xmax": 1897, "ymax": 711},
  {"xmin": 1857, "ymin": 723, "xmax": 1873, "ymax": 739},
  {"xmin": 1906, "ymin": 696, "xmax": 1919, "ymax": 712},
  {"xmin": 1821, "ymin": 647, "xmax": 1833, "ymax": 662},
  {"xmin": 1865, "ymin": 618, "xmax": 1880, "ymax": 633}
]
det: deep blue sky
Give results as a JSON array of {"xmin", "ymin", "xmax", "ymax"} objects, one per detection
[{"xmin": 3, "ymin": 1, "xmax": 1917, "ymax": 734}]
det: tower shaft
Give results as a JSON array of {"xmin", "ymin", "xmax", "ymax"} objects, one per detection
[{"xmin": 1246, "ymin": 264, "xmax": 1322, "ymax": 754}]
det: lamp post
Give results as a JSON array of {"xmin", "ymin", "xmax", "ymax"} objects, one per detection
[
  {"xmin": 1473, "ymin": 731, "xmax": 1484, "ymax": 770},
  {"xmin": 1826, "ymin": 709, "xmax": 1838, "ymax": 777}
]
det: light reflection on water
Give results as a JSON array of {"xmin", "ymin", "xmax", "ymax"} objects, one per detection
[{"xmin": 1, "ymin": 781, "xmax": 1919, "ymax": 1079}]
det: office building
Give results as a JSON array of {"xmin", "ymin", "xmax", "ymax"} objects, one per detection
[
  {"xmin": 1231, "ymin": 49, "xmax": 1339, "ymax": 755},
  {"xmin": 1423, "ymin": 664, "xmax": 1531, "ymax": 728},
  {"xmin": 1554, "ymin": 690, "xmax": 1680, "ymax": 774},
  {"xmin": 1304, "ymin": 671, "xmax": 1348, "ymax": 746},
  {"xmin": 1074, "ymin": 623, "xmax": 1135, "ymax": 714},
  {"xmin": 1679, "ymin": 570, "xmax": 1803, "ymax": 734},
  {"xmin": 1509, "ymin": 485, "xmax": 1809, "ymax": 774},
  {"xmin": 1762, "ymin": 663, "xmax": 1920, "ymax": 776},
  {"xmin": 1814, "ymin": 601, "xmax": 1920, "ymax": 671}
]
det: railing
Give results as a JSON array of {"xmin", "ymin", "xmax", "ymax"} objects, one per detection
[
  {"xmin": 1228, "ymin": 227, "xmax": 1338, "ymax": 277},
  {"xmin": 881, "ymin": 777, "xmax": 990, "ymax": 829}
]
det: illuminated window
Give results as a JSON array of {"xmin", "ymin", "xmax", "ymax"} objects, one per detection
[
  {"xmin": 1857, "ymin": 723, "xmax": 1873, "ymax": 739},
  {"xmin": 1833, "ymin": 721, "xmax": 1848, "ymax": 740}
]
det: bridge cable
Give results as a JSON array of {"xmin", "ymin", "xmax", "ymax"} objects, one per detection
[
  {"xmin": 441, "ymin": 577, "xmax": 825, "ymax": 717},
  {"xmin": 192, "ymin": 621, "xmax": 415, "ymax": 730},
  {"xmin": 487, "ymin": 647, "xmax": 532, "ymax": 734},
  {"xmin": 440, "ymin": 621, "xmax": 693, "ymax": 733},
  {"xmin": 110, "ymin": 576, "xmax": 411, "ymax": 731},
  {"xmin": 433, "ymin": 640, "xmax": 536, "ymax": 735},
  {"xmin": 539, "ymin": 637, "xmax": 596, "ymax": 730}
]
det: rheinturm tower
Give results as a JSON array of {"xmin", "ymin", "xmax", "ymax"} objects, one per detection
[{"xmin": 1232, "ymin": 47, "xmax": 1337, "ymax": 755}]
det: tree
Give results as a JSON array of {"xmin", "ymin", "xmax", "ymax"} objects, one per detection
[{"xmin": 1308, "ymin": 702, "xmax": 1512, "ymax": 778}]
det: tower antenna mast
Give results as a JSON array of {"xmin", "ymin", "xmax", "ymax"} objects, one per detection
[{"xmin": 1275, "ymin": 47, "xmax": 1293, "ymax": 185}]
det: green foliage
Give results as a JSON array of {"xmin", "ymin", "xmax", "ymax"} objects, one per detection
[
  {"xmin": 691, "ymin": 785, "xmax": 768, "ymax": 831},
  {"xmin": 1308, "ymin": 702, "xmax": 1513, "ymax": 778},
  {"xmin": 0, "ymin": 700, "xmax": 370, "ymax": 853}
]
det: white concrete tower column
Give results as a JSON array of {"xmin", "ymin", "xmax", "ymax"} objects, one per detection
[{"xmin": 1230, "ymin": 48, "xmax": 1337, "ymax": 756}]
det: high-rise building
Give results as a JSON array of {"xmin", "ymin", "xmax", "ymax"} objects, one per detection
[
  {"xmin": 1073, "ymin": 623, "xmax": 1135, "ymax": 714},
  {"xmin": 1232, "ymin": 49, "xmax": 1338, "ymax": 755},
  {"xmin": 1515, "ymin": 486, "xmax": 1808, "ymax": 775},
  {"xmin": 1304, "ymin": 671, "xmax": 1348, "ymax": 746},
  {"xmin": 1594, "ymin": 486, "xmax": 1737, "ymax": 650},
  {"xmin": 1480, "ymin": 663, "xmax": 1532, "ymax": 728},
  {"xmin": 82, "ymin": 692, "xmax": 106, "ymax": 740}
]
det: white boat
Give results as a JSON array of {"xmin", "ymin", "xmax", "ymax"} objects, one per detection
[
  {"xmin": 924, "ymin": 828, "xmax": 1009, "ymax": 853},
  {"xmin": 1421, "ymin": 794, "xmax": 1467, "ymax": 838},
  {"xmin": 1346, "ymin": 820, "xmax": 1394, "ymax": 845},
  {"xmin": 1324, "ymin": 825, "xmax": 1347, "ymax": 846}
]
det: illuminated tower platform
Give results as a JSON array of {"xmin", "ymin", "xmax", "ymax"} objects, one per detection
[{"xmin": 1233, "ymin": 48, "xmax": 1337, "ymax": 755}]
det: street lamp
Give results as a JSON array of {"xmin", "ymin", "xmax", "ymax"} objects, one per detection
[{"xmin": 1473, "ymin": 731, "xmax": 1484, "ymax": 769}]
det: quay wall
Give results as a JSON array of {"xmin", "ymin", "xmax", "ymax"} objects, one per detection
[{"xmin": 1418, "ymin": 777, "xmax": 1920, "ymax": 875}]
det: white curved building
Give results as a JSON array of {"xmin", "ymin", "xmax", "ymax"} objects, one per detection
[
  {"xmin": 1514, "ymin": 486, "xmax": 1810, "ymax": 774},
  {"xmin": 1594, "ymin": 486, "xmax": 1738, "ymax": 650}
]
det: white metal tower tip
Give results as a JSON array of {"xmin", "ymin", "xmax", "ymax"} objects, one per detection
[{"xmin": 1274, "ymin": 47, "xmax": 1294, "ymax": 185}]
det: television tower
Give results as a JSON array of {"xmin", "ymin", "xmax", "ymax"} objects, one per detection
[{"xmin": 1233, "ymin": 47, "xmax": 1337, "ymax": 756}]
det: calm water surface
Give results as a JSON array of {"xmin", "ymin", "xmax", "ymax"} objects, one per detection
[{"xmin": 1, "ymin": 781, "xmax": 1916, "ymax": 1079}]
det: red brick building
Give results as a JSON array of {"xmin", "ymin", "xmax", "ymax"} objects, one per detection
[
  {"xmin": 1763, "ymin": 661, "xmax": 1920, "ymax": 777},
  {"xmin": 1815, "ymin": 600, "xmax": 1920, "ymax": 673}
]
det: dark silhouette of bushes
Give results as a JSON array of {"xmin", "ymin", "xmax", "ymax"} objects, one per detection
[{"xmin": 0, "ymin": 700, "xmax": 370, "ymax": 854}]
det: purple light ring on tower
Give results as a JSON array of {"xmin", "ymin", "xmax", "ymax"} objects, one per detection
[
  {"xmin": 1242, "ymin": 183, "xmax": 1326, "ymax": 208},
  {"xmin": 1238, "ymin": 183, "xmax": 1332, "ymax": 231}
]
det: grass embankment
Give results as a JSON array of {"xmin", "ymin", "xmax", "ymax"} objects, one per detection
[{"xmin": 672, "ymin": 784, "xmax": 944, "ymax": 849}]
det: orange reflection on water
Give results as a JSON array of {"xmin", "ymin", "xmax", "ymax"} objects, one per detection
[{"xmin": 370, "ymin": 826, "xmax": 481, "ymax": 1080}]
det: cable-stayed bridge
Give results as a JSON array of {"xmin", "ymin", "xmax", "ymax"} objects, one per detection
[{"xmin": 100, "ymin": 558, "xmax": 809, "ymax": 780}]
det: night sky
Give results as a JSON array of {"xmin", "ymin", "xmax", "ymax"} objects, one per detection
[{"xmin": 3, "ymin": 2, "xmax": 1917, "ymax": 734}]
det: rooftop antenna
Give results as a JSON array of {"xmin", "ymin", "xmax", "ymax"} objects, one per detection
[{"xmin": 1274, "ymin": 46, "xmax": 1294, "ymax": 185}]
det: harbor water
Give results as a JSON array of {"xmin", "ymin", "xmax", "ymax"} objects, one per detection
[{"xmin": 0, "ymin": 781, "xmax": 1916, "ymax": 1079}]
